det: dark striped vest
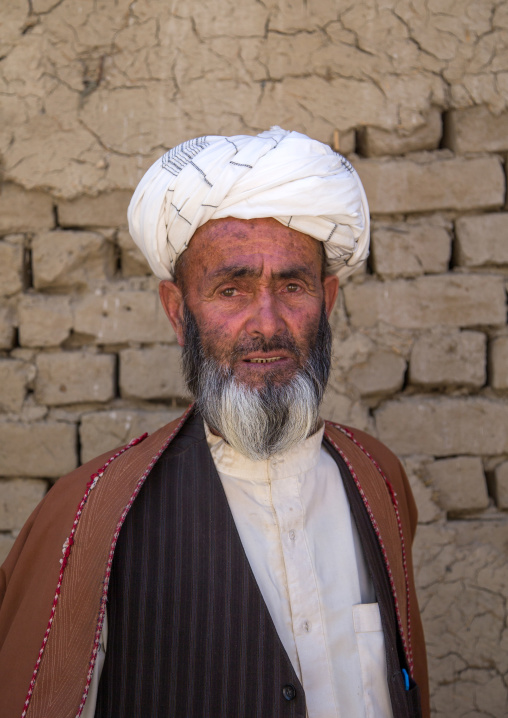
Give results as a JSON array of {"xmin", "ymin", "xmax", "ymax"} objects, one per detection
[{"xmin": 95, "ymin": 412, "xmax": 419, "ymax": 718}]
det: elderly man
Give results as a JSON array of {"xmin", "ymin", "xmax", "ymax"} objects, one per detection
[{"xmin": 0, "ymin": 128, "xmax": 428, "ymax": 718}]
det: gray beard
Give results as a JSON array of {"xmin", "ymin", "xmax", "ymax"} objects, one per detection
[{"xmin": 181, "ymin": 304, "xmax": 332, "ymax": 461}]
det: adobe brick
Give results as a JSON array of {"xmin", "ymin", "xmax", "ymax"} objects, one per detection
[
  {"xmin": 445, "ymin": 106, "xmax": 508, "ymax": 154},
  {"xmin": 32, "ymin": 230, "xmax": 116, "ymax": 291},
  {"xmin": 425, "ymin": 457, "xmax": 489, "ymax": 514},
  {"xmin": 0, "ymin": 184, "xmax": 54, "ymax": 234},
  {"xmin": 17, "ymin": 294, "xmax": 73, "ymax": 348},
  {"xmin": 57, "ymin": 191, "xmax": 132, "ymax": 228},
  {"xmin": 0, "ymin": 359, "xmax": 32, "ymax": 413},
  {"xmin": 17, "ymin": 294, "xmax": 73, "ymax": 347},
  {"xmin": 344, "ymin": 275, "xmax": 506, "ymax": 329},
  {"xmin": 490, "ymin": 461, "xmax": 508, "ymax": 510},
  {"xmin": 371, "ymin": 219, "xmax": 451, "ymax": 279},
  {"xmin": 0, "ymin": 306, "xmax": 15, "ymax": 350},
  {"xmin": 74, "ymin": 290, "xmax": 175, "ymax": 344},
  {"xmin": 0, "ymin": 237, "xmax": 24, "ymax": 296},
  {"xmin": 353, "ymin": 153, "xmax": 505, "ymax": 214},
  {"xmin": 409, "ymin": 330, "xmax": 486, "ymax": 388},
  {"xmin": 35, "ymin": 352, "xmax": 116, "ymax": 406},
  {"xmin": 358, "ymin": 109, "xmax": 442, "ymax": 157},
  {"xmin": 375, "ymin": 397, "xmax": 508, "ymax": 457},
  {"xmin": 119, "ymin": 346, "xmax": 188, "ymax": 400},
  {"xmin": 0, "ymin": 421, "xmax": 77, "ymax": 478},
  {"xmin": 489, "ymin": 336, "xmax": 508, "ymax": 390},
  {"xmin": 347, "ymin": 348, "xmax": 406, "ymax": 400},
  {"xmin": 455, "ymin": 213, "xmax": 508, "ymax": 268},
  {"xmin": 117, "ymin": 229, "xmax": 151, "ymax": 277}
]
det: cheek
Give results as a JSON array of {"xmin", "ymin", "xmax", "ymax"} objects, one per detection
[
  {"xmin": 288, "ymin": 307, "xmax": 322, "ymax": 342},
  {"xmin": 197, "ymin": 315, "xmax": 239, "ymax": 357}
]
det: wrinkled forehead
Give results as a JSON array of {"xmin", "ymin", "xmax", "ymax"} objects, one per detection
[{"xmin": 174, "ymin": 217, "xmax": 327, "ymax": 286}]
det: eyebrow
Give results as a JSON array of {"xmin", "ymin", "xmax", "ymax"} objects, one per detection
[
  {"xmin": 208, "ymin": 264, "xmax": 316, "ymax": 283},
  {"xmin": 274, "ymin": 266, "xmax": 316, "ymax": 282},
  {"xmin": 209, "ymin": 266, "xmax": 262, "ymax": 281}
]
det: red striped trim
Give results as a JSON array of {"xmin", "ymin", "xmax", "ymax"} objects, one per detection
[
  {"xmin": 76, "ymin": 406, "xmax": 193, "ymax": 716},
  {"xmin": 330, "ymin": 423, "xmax": 413, "ymax": 670},
  {"xmin": 324, "ymin": 422, "xmax": 413, "ymax": 674},
  {"xmin": 21, "ymin": 407, "xmax": 191, "ymax": 718},
  {"xmin": 21, "ymin": 434, "xmax": 148, "ymax": 717}
]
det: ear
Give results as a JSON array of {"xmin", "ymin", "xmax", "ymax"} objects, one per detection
[
  {"xmin": 323, "ymin": 274, "xmax": 339, "ymax": 317},
  {"xmin": 159, "ymin": 280, "xmax": 185, "ymax": 346}
]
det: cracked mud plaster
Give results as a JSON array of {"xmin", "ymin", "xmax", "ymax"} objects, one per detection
[
  {"xmin": 1, "ymin": 3, "xmax": 508, "ymax": 714},
  {"xmin": 1, "ymin": 0, "xmax": 507, "ymax": 197},
  {"xmin": 414, "ymin": 522, "xmax": 508, "ymax": 717}
]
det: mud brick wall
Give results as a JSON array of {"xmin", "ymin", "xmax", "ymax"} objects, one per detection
[{"xmin": 1, "ymin": 2, "xmax": 507, "ymax": 715}]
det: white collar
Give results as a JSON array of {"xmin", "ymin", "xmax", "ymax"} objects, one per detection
[{"xmin": 204, "ymin": 420, "xmax": 325, "ymax": 482}]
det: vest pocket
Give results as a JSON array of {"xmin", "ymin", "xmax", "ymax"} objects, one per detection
[{"xmin": 353, "ymin": 603, "xmax": 394, "ymax": 718}]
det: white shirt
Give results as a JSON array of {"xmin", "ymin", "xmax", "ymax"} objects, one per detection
[
  {"xmin": 84, "ymin": 424, "xmax": 393, "ymax": 718},
  {"xmin": 206, "ymin": 423, "xmax": 393, "ymax": 718}
]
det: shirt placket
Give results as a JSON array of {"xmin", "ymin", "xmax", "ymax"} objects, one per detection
[{"xmin": 269, "ymin": 461, "xmax": 338, "ymax": 718}]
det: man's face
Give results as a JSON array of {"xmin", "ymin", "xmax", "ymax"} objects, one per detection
[{"xmin": 160, "ymin": 217, "xmax": 339, "ymax": 391}]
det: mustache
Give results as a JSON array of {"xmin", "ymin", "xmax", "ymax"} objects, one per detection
[{"xmin": 229, "ymin": 335, "xmax": 303, "ymax": 362}]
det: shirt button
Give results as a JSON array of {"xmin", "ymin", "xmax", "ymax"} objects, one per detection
[
  {"xmin": 303, "ymin": 620, "xmax": 311, "ymax": 633},
  {"xmin": 282, "ymin": 684, "xmax": 296, "ymax": 701},
  {"xmin": 288, "ymin": 530, "xmax": 296, "ymax": 540}
]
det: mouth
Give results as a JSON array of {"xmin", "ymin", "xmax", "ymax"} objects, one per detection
[
  {"xmin": 238, "ymin": 354, "xmax": 295, "ymax": 377},
  {"xmin": 233, "ymin": 352, "xmax": 298, "ymax": 386},
  {"xmin": 244, "ymin": 356, "xmax": 283, "ymax": 364}
]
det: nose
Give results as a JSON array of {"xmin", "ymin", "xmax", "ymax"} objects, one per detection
[{"xmin": 244, "ymin": 290, "xmax": 286, "ymax": 342}]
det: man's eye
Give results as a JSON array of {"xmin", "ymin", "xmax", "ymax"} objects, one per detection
[
  {"xmin": 286, "ymin": 283, "xmax": 300, "ymax": 293},
  {"xmin": 221, "ymin": 287, "xmax": 237, "ymax": 297}
]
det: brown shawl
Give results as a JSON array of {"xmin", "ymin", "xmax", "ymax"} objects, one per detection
[{"xmin": 0, "ymin": 409, "xmax": 429, "ymax": 717}]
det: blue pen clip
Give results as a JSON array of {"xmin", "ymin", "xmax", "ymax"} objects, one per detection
[{"xmin": 402, "ymin": 668, "xmax": 410, "ymax": 691}]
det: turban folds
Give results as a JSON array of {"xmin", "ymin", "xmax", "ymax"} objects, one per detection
[{"xmin": 128, "ymin": 127, "xmax": 370, "ymax": 280}]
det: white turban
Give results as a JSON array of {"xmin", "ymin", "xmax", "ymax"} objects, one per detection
[{"xmin": 128, "ymin": 127, "xmax": 370, "ymax": 280}]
